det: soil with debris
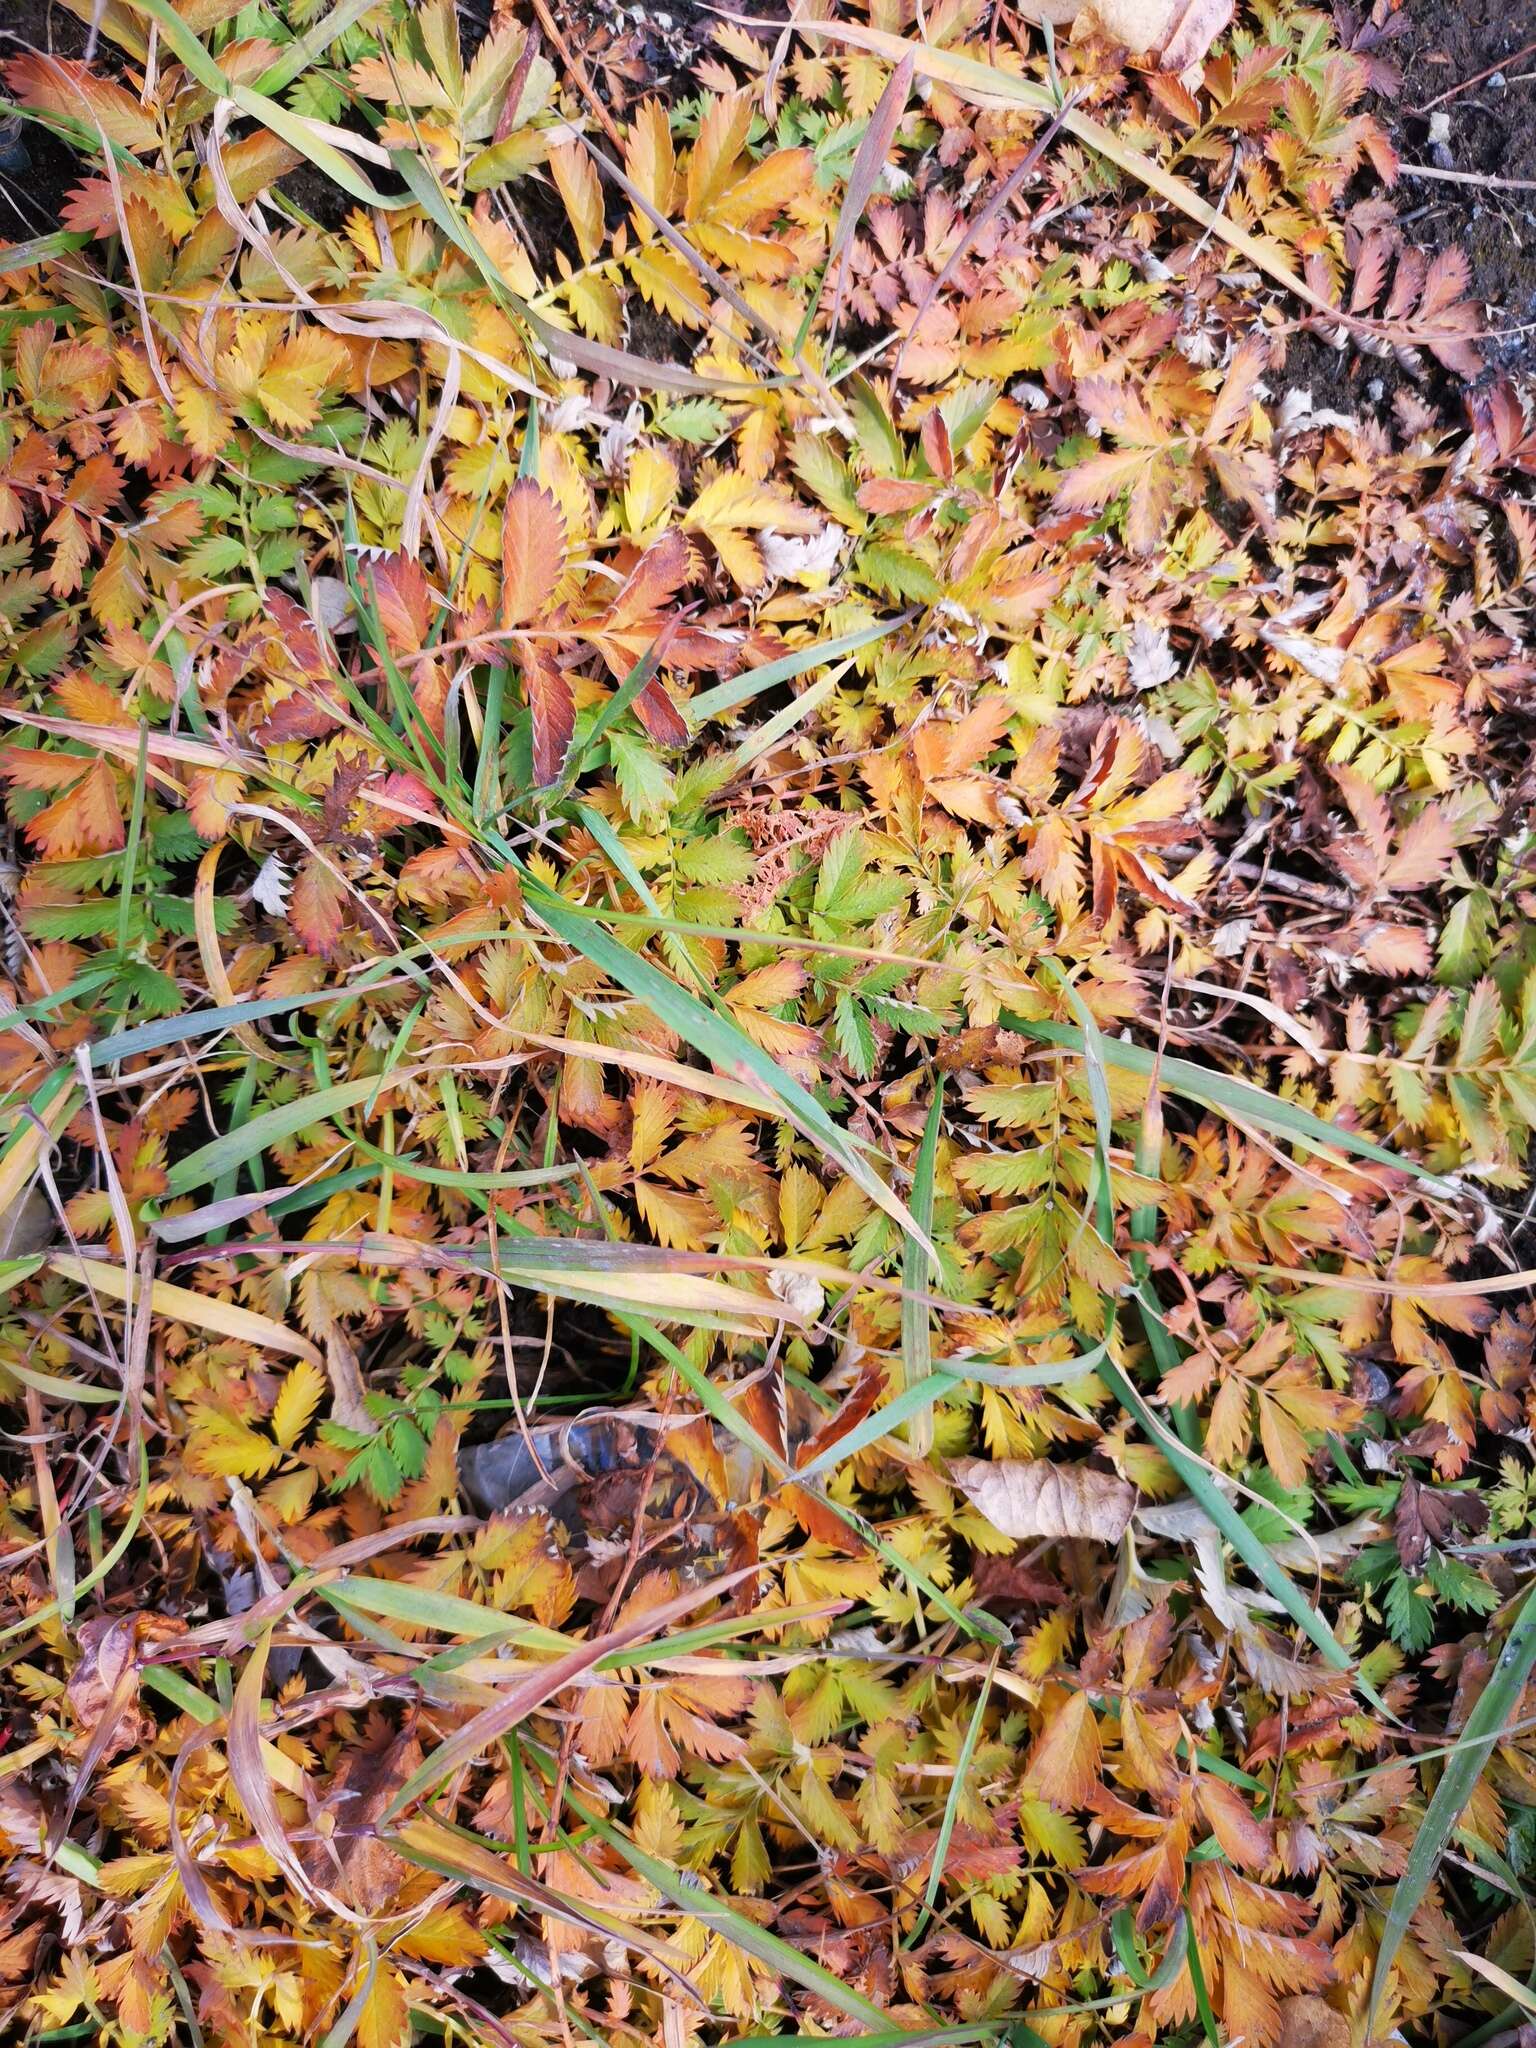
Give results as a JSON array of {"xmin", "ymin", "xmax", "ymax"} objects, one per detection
[
  {"xmin": 1343, "ymin": 0, "xmax": 1536, "ymax": 375},
  {"xmin": 0, "ymin": 0, "xmax": 87, "ymax": 241}
]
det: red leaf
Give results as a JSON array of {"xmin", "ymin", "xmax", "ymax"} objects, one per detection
[{"xmin": 524, "ymin": 644, "xmax": 575, "ymax": 785}]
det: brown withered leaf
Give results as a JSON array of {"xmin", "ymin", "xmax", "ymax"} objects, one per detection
[
  {"xmin": 301, "ymin": 1725, "xmax": 424, "ymax": 1911},
  {"xmin": 1276, "ymin": 1995, "xmax": 1348, "ymax": 2048},
  {"xmin": 1394, "ymin": 1476, "xmax": 1488, "ymax": 1571},
  {"xmin": 949, "ymin": 1458, "xmax": 1135, "ymax": 1544},
  {"xmin": 1157, "ymin": 0, "xmax": 1235, "ymax": 72},
  {"xmin": 66, "ymin": 1613, "xmax": 183, "ymax": 1760}
]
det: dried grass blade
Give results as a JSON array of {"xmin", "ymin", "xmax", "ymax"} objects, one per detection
[
  {"xmin": 48, "ymin": 1254, "xmax": 324, "ymax": 1365},
  {"xmin": 788, "ymin": 17, "xmax": 1345, "ymax": 321}
]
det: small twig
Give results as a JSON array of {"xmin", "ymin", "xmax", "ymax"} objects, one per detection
[
  {"xmin": 1221, "ymin": 858, "xmax": 1354, "ymax": 911},
  {"xmin": 1422, "ymin": 35, "xmax": 1536, "ymax": 110},
  {"xmin": 524, "ymin": 0, "xmax": 624, "ymax": 151},
  {"xmin": 1399, "ymin": 162, "xmax": 1536, "ymax": 192}
]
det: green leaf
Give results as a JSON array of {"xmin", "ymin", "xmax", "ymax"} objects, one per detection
[
  {"xmin": 655, "ymin": 398, "xmax": 729, "ymax": 443},
  {"xmin": 833, "ymin": 990, "xmax": 877, "ymax": 1075},
  {"xmin": 860, "ymin": 541, "xmax": 941, "ymax": 604},
  {"xmin": 608, "ymin": 728, "xmax": 675, "ymax": 828}
]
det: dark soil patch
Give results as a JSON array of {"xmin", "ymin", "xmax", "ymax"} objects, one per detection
[
  {"xmin": 1, "ymin": 0, "xmax": 90, "ymax": 239},
  {"xmin": 1347, "ymin": 0, "xmax": 1536, "ymax": 378}
]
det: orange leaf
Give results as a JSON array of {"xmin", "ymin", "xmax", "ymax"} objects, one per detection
[
  {"xmin": 24, "ymin": 757, "xmax": 124, "ymax": 858},
  {"xmin": 501, "ymin": 480, "xmax": 566, "ymax": 629},
  {"xmin": 3, "ymin": 54, "xmax": 160, "ymax": 153},
  {"xmin": 369, "ymin": 553, "xmax": 433, "ymax": 655},
  {"xmin": 1022, "ymin": 1689, "xmax": 1100, "ymax": 1809},
  {"xmin": 289, "ymin": 857, "xmax": 350, "ymax": 959}
]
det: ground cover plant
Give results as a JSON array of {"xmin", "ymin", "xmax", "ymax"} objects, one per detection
[{"xmin": 0, "ymin": 0, "xmax": 1534, "ymax": 2042}]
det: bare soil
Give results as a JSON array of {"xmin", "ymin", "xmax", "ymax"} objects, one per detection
[
  {"xmin": 1347, "ymin": 0, "xmax": 1536, "ymax": 375},
  {"xmin": 1, "ymin": 0, "xmax": 88, "ymax": 240}
]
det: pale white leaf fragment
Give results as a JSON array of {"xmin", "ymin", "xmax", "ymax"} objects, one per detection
[{"xmin": 949, "ymin": 1456, "xmax": 1135, "ymax": 1543}]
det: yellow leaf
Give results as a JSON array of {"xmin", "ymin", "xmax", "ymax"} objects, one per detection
[
  {"xmin": 564, "ymin": 272, "xmax": 623, "ymax": 343},
  {"xmin": 172, "ymin": 375, "xmax": 233, "ymax": 461},
  {"xmin": 256, "ymin": 328, "xmax": 350, "ymax": 432},
  {"xmin": 686, "ymin": 92, "xmax": 753, "ymax": 220},
  {"xmin": 685, "ymin": 471, "xmax": 820, "ymax": 591},
  {"xmin": 626, "ymin": 244, "xmax": 712, "ymax": 331},
  {"xmin": 686, "ymin": 470, "xmax": 820, "ymax": 535},
  {"xmin": 708, "ymin": 147, "xmax": 812, "ymax": 230},
  {"xmin": 356, "ymin": 1963, "xmax": 410, "ymax": 2048},
  {"xmin": 186, "ymin": 1405, "xmax": 283, "ymax": 1480},
  {"xmin": 398, "ymin": 1905, "xmax": 486, "ymax": 1966},
  {"xmin": 548, "ymin": 140, "xmax": 605, "ymax": 264},
  {"xmin": 624, "ymin": 445, "xmax": 679, "ymax": 534},
  {"xmin": 271, "ymin": 1358, "xmax": 326, "ymax": 1449},
  {"xmin": 633, "ymin": 1179, "xmax": 715, "ymax": 1251},
  {"xmin": 624, "ymin": 96, "xmax": 676, "ymax": 225}
]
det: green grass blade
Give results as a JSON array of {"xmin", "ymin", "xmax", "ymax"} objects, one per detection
[
  {"xmin": 565, "ymin": 1796, "xmax": 898, "ymax": 2033},
  {"xmin": 1003, "ymin": 1012, "xmax": 1443, "ymax": 1182},
  {"xmin": 688, "ymin": 619, "xmax": 903, "ymax": 725},
  {"xmin": 904, "ymin": 1653, "xmax": 994, "ymax": 1946},
  {"xmin": 165, "ymin": 1074, "xmax": 394, "ymax": 1197},
  {"xmin": 1368, "ymin": 1578, "xmax": 1536, "ymax": 2029},
  {"xmin": 0, "ymin": 229, "xmax": 93, "ymax": 277},
  {"xmin": 793, "ymin": 1372, "xmax": 954, "ymax": 1484},
  {"xmin": 1050, "ymin": 980, "xmax": 1370, "ymax": 1691},
  {"xmin": 525, "ymin": 882, "xmax": 928, "ymax": 1250},
  {"xmin": 901, "ymin": 1080, "xmax": 943, "ymax": 1457}
]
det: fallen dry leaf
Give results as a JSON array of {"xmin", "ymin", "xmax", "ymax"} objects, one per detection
[
  {"xmin": 1156, "ymin": 0, "xmax": 1235, "ymax": 70},
  {"xmin": 300, "ymin": 1726, "xmax": 425, "ymax": 1913},
  {"xmin": 1276, "ymin": 1995, "xmax": 1350, "ymax": 2048},
  {"xmin": 1019, "ymin": 0, "xmax": 1230, "ymax": 66},
  {"xmin": 949, "ymin": 1458, "xmax": 1136, "ymax": 1543}
]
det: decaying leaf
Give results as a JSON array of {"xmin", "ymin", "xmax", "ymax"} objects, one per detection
[{"xmin": 949, "ymin": 1458, "xmax": 1136, "ymax": 1543}]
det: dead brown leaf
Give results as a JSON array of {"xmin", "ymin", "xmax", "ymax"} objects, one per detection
[
  {"xmin": 300, "ymin": 1724, "xmax": 425, "ymax": 1912},
  {"xmin": 948, "ymin": 1459, "xmax": 1135, "ymax": 1543}
]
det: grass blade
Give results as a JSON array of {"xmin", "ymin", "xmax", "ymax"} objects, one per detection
[
  {"xmin": 1002, "ymin": 1011, "xmax": 1443, "ymax": 1182},
  {"xmin": 565, "ymin": 1794, "xmax": 898, "ymax": 2033},
  {"xmin": 687, "ymin": 618, "xmax": 903, "ymax": 725},
  {"xmin": 901, "ymin": 1080, "xmax": 944, "ymax": 1457},
  {"xmin": 381, "ymin": 1568, "xmax": 758, "ymax": 1822},
  {"xmin": 48, "ymin": 1254, "xmax": 324, "ymax": 1364},
  {"xmin": 525, "ymin": 883, "xmax": 929, "ymax": 1251},
  {"xmin": 165, "ymin": 1073, "xmax": 404, "ymax": 1197},
  {"xmin": 1368, "ymin": 1578, "xmax": 1536, "ymax": 2028},
  {"xmin": 790, "ymin": 17, "xmax": 1347, "ymax": 324}
]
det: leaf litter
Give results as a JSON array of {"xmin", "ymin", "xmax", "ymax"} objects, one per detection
[{"xmin": 0, "ymin": 0, "xmax": 1533, "ymax": 2044}]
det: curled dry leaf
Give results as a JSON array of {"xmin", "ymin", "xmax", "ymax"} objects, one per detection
[
  {"xmin": 1019, "ymin": 0, "xmax": 1232, "ymax": 68},
  {"xmin": 1275, "ymin": 1995, "xmax": 1349, "ymax": 2048},
  {"xmin": 949, "ymin": 1457, "xmax": 1135, "ymax": 1543}
]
